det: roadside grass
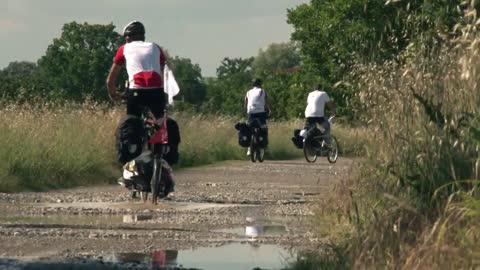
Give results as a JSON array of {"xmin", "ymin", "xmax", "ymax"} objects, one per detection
[
  {"xmin": 285, "ymin": 8, "xmax": 480, "ymax": 269},
  {"xmin": 0, "ymin": 106, "xmax": 364, "ymax": 192}
]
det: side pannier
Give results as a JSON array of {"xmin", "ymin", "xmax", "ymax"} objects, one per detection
[
  {"xmin": 235, "ymin": 122, "xmax": 251, "ymax": 147},
  {"xmin": 291, "ymin": 128, "xmax": 304, "ymax": 149},
  {"xmin": 115, "ymin": 115, "xmax": 145, "ymax": 164}
]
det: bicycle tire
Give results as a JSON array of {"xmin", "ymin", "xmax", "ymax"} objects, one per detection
[
  {"xmin": 151, "ymin": 156, "xmax": 162, "ymax": 204},
  {"xmin": 257, "ymin": 148, "xmax": 264, "ymax": 163},
  {"xmin": 303, "ymin": 140, "xmax": 317, "ymax": 163},
  {"xmin": 250, "ymin": 136, "xmax": 257, "ymax": 163},
  {"xmin": 327, "ymin": 136, "xmax": 339, "ymax": 164}
]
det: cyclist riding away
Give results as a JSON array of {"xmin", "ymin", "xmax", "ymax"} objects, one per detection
[
  {"xmin": 244, "ymin": 78, "xmax": 270, "ymax": 156},
  {"xmin": 106, "ymin": 21, "xmax": 167, "ymax": 119},
  {"xmin": 106, "ymin": 21, "xmax": 170, "ymax": 191},
  {"xmin": 303, "ymin": 83, "xmax": 336, "ymax": 144}
]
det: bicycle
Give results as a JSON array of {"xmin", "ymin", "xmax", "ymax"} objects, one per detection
[
  {"xmin": 249, "ymin": 118, "xmax": 267, "ymax": 163},
  {"xmin": 302, "ymin": 116, "xmax": 339, "ymax": 164},
  {"xmin": 118, "ymin": 95, "xmax": 172, "ymax": 205}
]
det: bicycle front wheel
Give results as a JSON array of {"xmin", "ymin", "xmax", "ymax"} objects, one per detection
[
  {"xmin": 151, "ymin": 157, "xmax": 162, "ymax": 204},
  {"xmin": 327, "ymin": 136, "xmax": 339, "ymax": 163},
  {"xmin": 303, "ymin": 140, "xmax": 317, "ymax": 163}
]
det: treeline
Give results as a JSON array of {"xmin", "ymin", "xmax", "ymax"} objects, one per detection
[{"xmin": 0, "ymin": 1, "xmax": 475, "ymax": 119}]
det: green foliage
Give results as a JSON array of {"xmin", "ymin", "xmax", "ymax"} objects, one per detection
[
  {"xmin": 253, "ymin": 42, "xmax": 301, "ymax": 76},
  {"xmin": 202, "ymin": 57, "xmax": 254, "ymax": 115},
  {"xmin": 37, "ymin": 22, "xmax": 124, "ymax": 102},
  {"xmin": 0, "ymin": 61, "xmax": 46, "ymax": 102},
  {"xmin": 168, "ymin": 56, "xmax": 207, "ymax": 106}
]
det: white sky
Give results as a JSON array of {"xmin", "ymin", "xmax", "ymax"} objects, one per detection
[{"xmin": 0, "ymin": 0, "xmax": 308, "ymax": 76}]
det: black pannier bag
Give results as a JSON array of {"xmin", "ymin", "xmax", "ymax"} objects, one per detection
[
  {"xmin": 235, "ymin": 122, "xmax": 251, "ymax": 147},
  {"xmin": 291, "ymin": 128, "xmax": 304, "ymax": 149},
  {"xmin": 165, "ymin": 117, "xmax": 181, "ymax": 165},
  {"xmin": 115, "ymin": 115, "xmax": 145, "ymax": 164},
  {"xmin": 257, "ymin": 128, "xmax": 268, "ymax": 148}
]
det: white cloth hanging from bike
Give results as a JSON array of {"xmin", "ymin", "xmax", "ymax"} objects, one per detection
[{"xmin": 163, "ymin": 64, "xmax": 180, "ymax": 105}]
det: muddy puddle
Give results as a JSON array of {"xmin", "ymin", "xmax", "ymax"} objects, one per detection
[
  {"xmin": 0, "ymin": 243, "xmax": 294, "ymax": 270},
  {"xmin": 111, "ymin": 243, "xmax": 293, "ymax": 270}
]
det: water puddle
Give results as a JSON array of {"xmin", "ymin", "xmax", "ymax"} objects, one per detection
[
  {"xmin": 215, "ymin": 216, "xmax": 289, "ymax": 238},
  {"xmin": 111, "ymin": 243, "xmax": 292, "ymax": 270}
]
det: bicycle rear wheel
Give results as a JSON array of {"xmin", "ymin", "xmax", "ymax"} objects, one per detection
[
  {"xmin": 151, "ymin": 157, "xmax": 161, "ymax": 204},
  {"xmin": 303, "ymin": 140, "xmax": 317, "ymax": 163},
  {"xmin": 257, "ymin": 148, "xmax": 264, "ymax": 163},
  {"xmin": 250, "ymin": 137, "xmax": 257, "ymax": 163},
  {"xmin": 327, "ymin": 136, "xmax": 339, "ymax": 163}
]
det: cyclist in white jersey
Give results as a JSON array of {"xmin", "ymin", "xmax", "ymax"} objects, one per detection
[
  {"xmin": 106, "ymin": 21, "xmax": 167, "ymax": 119},
  {"xmin": 244, "ymin": 78, "xmax": 270, "ymax": 155},
  {"xmin": 303, "ymin": 83, "xmax": 336, "ymax": 143}
]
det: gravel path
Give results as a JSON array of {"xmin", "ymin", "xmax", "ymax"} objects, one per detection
[{"xmin": 0, "ymin": 158, "xmax": 355, "ymax": 269}]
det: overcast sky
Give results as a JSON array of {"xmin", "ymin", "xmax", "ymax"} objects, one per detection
[{"xmin": 1, "ymin": 0, "xmax": 308, "ymax": 76}]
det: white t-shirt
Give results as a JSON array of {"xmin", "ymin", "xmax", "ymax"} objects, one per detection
[
  {"xmin": 246, "ymin": 87, "xmax": 266, "ymax": 114},
  {"xmin": 305, "ymin": 90, "xmax": 330, "ymax": 117}
]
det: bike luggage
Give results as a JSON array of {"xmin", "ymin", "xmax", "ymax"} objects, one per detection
[
  {"xmin": 165, "ymin": 118, "xmax": 180, "ymax": 165},
  {"xmin": 235, "ymin": 122, "xmax": 251, "ymax": 147},
  {"xmin": 122, "ymin": 151, "xmax": 175, "ymax": 194},
  {"xmin": 292, "ymin": 129, "xmax": 304, "ymax": 149},
  {"xmin": 257, "ymin": 128, "xmax": 268, "ymax": 148},
  {"xmin": 115, "ymin": 115, "xmax": 145, "ymax": 164}
]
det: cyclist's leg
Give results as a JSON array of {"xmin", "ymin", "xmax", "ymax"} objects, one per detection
[
  {"xmin": 319, "ymin": 117, "xmax": 332, "ymax": 144},
  {"xmin": 304, "ymin": 117, "xmax": 318, "ymax": 138},
  {"xmin": 126, "ymin": 90, "xmax": 142, "ymax": 117},
  {"xmin": 144, "ymin": 90, "xmax": 166, "ymax": 119}
]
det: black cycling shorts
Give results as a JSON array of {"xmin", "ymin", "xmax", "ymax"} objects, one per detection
[
  {"xmin": 126, "ymin": 89, "xmax": 166, "ymax": 119},
  {"xmin": 248, "ymin": 112, "xmax": 268, "ymax": 127},
  {"xmin": 305, "ymin": 117, "xmax": 330, "ymax": 131}
]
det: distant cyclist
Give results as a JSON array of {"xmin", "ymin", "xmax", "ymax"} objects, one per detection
[
  {"xmin": 106, "ymin": 21, "xmax": 167, "ymax": 119},
  {"xmin": 303, "ymin": 83, "xmax": 336, "ymax": 144},
  {"xmin": 244, "ymin": 78, "xmax": 270, "ymax": 156}
]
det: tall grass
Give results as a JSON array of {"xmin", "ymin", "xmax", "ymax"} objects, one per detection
[
  {"xmin": 0, "ymin": 103, "xmax": 364, "ymax": 192},
  {"xmin": 305, "ymin": 6, "xmax": 480, "ymax": 269},
  {"xmin": 0, "ymin": 103, "xmax": 117, "ymax": 192}
]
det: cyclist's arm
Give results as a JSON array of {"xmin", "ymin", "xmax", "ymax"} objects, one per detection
[
  {"xmin": 265, "ymin": 93, "xmax": 271, "ymax": 115},
  {"xmin": 326, "ymin": 101, "xmax": 336, "ymax": 116},
  {"xmin": 158, "ymin": 45, "xmax": 167, "ymax": 75},
  {"xmin": 106, "ymin": 63, "xmax": 122, "ymax": 102},
  {"xmin": 244, "ymin": 95, "xmax": 248, "ymax": 114}
]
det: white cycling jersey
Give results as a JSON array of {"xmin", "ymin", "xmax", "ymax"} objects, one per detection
[
  {"xmin": 114, "ymin": 41, "xmax": 167, "ymax": 89},
  {"xmin": 305, "ymin": 90, "xmax": 330, "ymax": 118},
  {"xmin": 245, "ymin": 87, "xmax": 266, "ymax": 114}
]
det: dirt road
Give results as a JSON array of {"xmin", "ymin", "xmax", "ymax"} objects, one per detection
[{"xmin": 0, "ymin": 158, "xmax": 354, "ymax": 269}]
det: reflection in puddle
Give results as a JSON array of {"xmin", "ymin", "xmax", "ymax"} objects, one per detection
[
  {"xmin": 113, "ymin": 244, "xmax": 291, "ymax": 270},
  {"xmin": 216, "ymin": 217, "xmax": 288, "ymax": 238},
  {"xmin": 218, "ymin": 225, "xmax": 287, "ymax": 237},
  {"xmin": 114, "ymin": 250, "xmax": 178, "ymax": 267}
]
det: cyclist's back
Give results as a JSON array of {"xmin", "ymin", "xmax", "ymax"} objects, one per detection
[
  {"xmin": 303, "ymin": 84, "xmax": 336, "ymax": 141},
  {"xmin": 107, "ymin": 21, "xmax": 167, "ymax": 119}
]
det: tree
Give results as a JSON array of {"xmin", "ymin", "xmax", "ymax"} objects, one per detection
[
  {"xmin": 168, "ymin": 56, "xmax": 206, "ymax": 106},
  {"xmin": 37, "ymin": 22, "xmax": 124, "ymax": 101},
  {"xmin": 204, "ymin": 57, "xmax": 254, "ymax": 115},
  {"xmin": 0, "ymin": 61, "xmax": 42, "ymax": 101},
  {"xmin": 253, "ymin": 42, "xmax": 301, "ymax": 76}
]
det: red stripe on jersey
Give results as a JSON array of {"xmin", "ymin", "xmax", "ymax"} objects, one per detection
[
  {"xmin": 133, "ymin": 71, "xmax": 162, "ymax": 88},
  {"xmin": 114, "ymin": 45, "xmax": 126, "ymax": 65}
]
